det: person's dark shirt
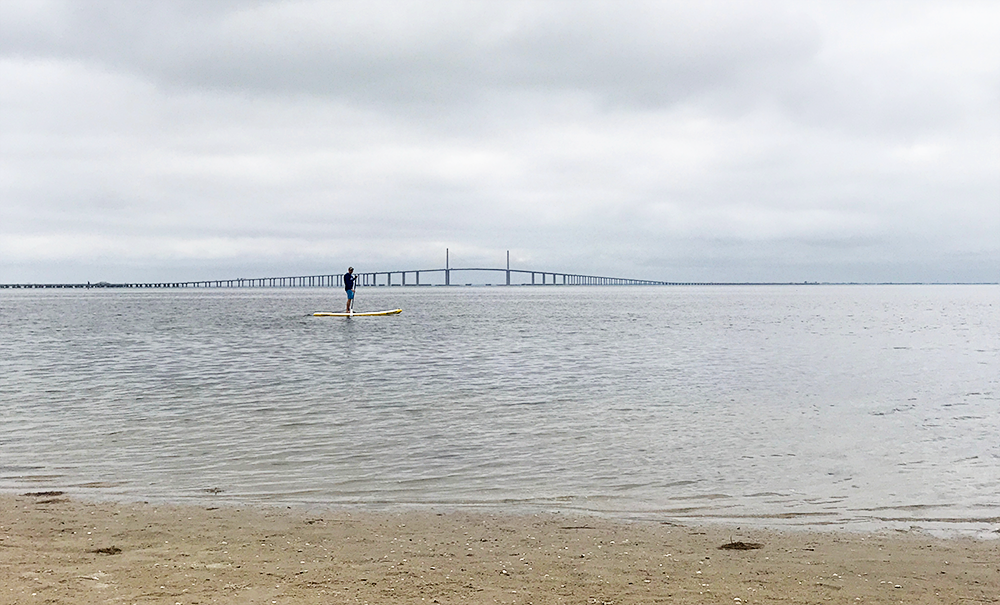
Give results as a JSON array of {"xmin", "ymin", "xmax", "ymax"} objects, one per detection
[{"xmin": 344, "ymin": 272, "xmax": 355, "ymax": 291}]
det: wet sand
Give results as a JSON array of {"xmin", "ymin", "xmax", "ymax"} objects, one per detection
[{"xmin": 2, "ymin": 493, "xmax": 998, "ymax": 604}]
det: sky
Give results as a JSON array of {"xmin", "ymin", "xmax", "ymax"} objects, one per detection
[{"xmin": 2, "ymin": 0, "xmax": 998, "ymax": 284}]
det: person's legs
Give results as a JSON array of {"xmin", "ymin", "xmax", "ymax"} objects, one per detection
[{"xmin": 346, "ymin": 289, "xmax": 354, "ymax": 312}]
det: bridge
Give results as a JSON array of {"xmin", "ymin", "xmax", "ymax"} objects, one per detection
[
  {"xmin": 1, "ymin": 251, "xmax": 694, "ymax": 289},
  {"xmin": 4, "ymin": 246, "xmax": 975, "ymax": 289},
  {"xmin": 0, "ymin": 266, "xmax": 687, "ymax": 289}
]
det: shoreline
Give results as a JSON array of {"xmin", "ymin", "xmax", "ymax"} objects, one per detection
[
  {"xmin": 3, "ymin": 493, "xmax": 998, "ymax": 604},
  {"xmin": 5, "ymin": 485, "xmax": 997, "ymax": 540}
]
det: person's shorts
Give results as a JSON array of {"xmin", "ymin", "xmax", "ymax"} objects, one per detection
[{"xmin": 346, "ymin": 289, "xmax": 355, "ymax": 299}]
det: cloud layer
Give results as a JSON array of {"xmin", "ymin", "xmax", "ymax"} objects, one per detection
[{"xmin": 2, "ymin": 0, "xmax": 998, "ymax": 283}]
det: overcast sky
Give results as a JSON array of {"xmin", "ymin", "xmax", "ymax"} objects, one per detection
[{"xmin": 2, "ymin": 0, "xmax": 998, "ymax": 284}]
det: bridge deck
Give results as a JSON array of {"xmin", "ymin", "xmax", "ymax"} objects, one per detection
[{"xmin": 1, "ymin": 267, "xmax": 693, "ymax": 288}]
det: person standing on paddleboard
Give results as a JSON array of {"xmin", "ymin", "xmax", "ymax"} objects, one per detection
[{"xmin": 344, "ymin": 267, "xmax": 356, "ymax": 313}]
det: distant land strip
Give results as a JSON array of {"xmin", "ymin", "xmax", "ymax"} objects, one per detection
[{"xmin": 1, "ymin": 266, "xmax": 996, "ymax": 289}]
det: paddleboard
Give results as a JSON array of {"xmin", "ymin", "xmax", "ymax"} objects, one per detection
[{"xmin": 313, "ymin": 309, "xmax": 402, "ymax": 317}]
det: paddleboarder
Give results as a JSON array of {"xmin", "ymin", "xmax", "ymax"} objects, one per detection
[{"xmin": 344, "ymin": 267, "xmax": 356, "ymax": 313}]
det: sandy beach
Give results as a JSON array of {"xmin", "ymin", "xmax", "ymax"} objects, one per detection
[{"xmin": 2, "ymin": 493, "xmax": 997, "ymax": 604}]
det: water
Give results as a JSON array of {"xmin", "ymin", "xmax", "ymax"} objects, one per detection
[{"xmin": 1, "ymin": 285, "xmax": 998, "ymax": 536}]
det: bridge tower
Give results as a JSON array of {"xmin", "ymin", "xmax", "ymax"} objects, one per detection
[{"xmin": 445, "ymin": 248, "xmax": 450, "ymax": 286}]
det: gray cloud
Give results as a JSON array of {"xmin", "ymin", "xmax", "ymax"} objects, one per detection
[
  {"xmin": 1, "ymin": 0, "xmax": 998, "ymax": 284},
  {"xmin": 4, "ymin": 1, "xmax": 820, "ymax": 107}
]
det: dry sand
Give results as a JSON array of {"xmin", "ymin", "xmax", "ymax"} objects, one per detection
[{"xmin": 2, "ymin": 492, "xmax": 998, "ymax": 604}]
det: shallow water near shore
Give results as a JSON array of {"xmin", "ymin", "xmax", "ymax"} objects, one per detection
[{"xmin": 1, "ymin": 285, "xmax": 998, "ymax": 536}]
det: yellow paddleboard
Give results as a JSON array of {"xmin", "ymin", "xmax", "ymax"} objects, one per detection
[{"xmin": 313, "ymin": 309, "xmax": 402, "ymax": 317}]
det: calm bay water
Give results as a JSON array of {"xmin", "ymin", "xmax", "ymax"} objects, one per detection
[{"xmin": 1, "ymin": 285, "xmax": 998, "ymax": 535}]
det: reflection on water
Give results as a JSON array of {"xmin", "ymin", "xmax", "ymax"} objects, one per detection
[{"xmin": 1, "ymin": 285, "xmax": 998, "ymax": 535}]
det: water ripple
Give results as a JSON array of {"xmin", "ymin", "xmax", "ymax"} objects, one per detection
[{"xmin": 1, "ymin": 285, "xmax": 998, "ymax": 535}]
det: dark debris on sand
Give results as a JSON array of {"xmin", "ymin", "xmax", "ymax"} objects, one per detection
[{"xmin": 719, "ymin": 541, "xmax": 764, "ymax": 550}]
